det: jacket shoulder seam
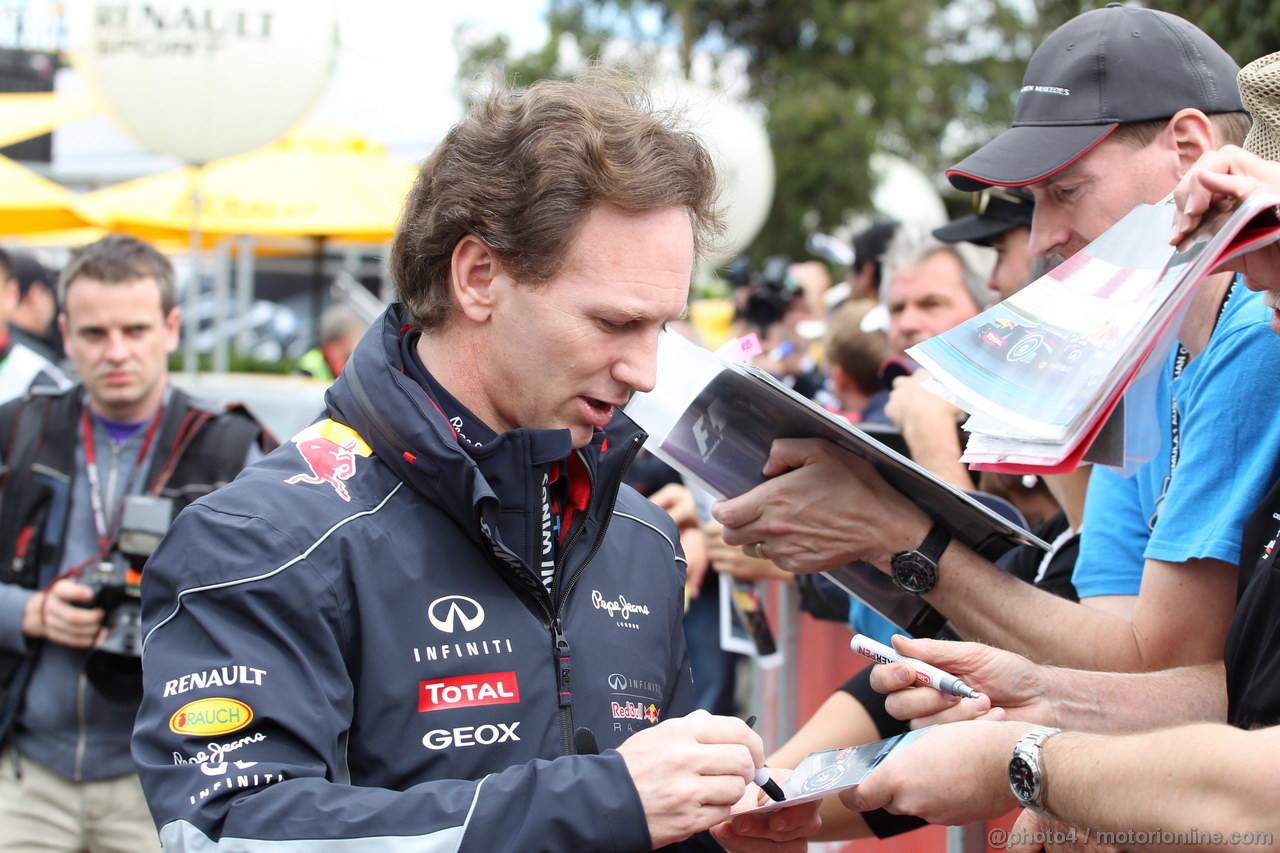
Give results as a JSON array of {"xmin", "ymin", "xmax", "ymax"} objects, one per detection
[{"xmin": 142, "ymin": 481, "xmax": 404, "ymax": 651}]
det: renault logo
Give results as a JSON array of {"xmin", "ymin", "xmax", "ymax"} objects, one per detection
[
  {"xmin": 428, "ymin": 595, "xmax": 485, "ymax": 633},
  {"xmin": 607, "ymin": 673, "xmax": 627, "ymax": 692}
]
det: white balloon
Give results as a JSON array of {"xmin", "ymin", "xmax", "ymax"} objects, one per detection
[
  {"xmin": 69, "ymin": 0, "xmax": 338, "ymax": 164},
  {"xmin": 870, "ymin": 153, "xmax": 949, "ymax": 229},
  {"xmin": 654, "ymin": 81, "xmax": 775, "ymax": 269}
]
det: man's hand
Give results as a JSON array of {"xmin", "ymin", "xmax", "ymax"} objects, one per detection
[
  {"xmin": 651, "ymin": 483, "xmax": 711, "ymax": 596},
  {"xmin": 712, "ymin": 767, "xmax": 822, "ymax": 853},
  {"xmin": 704, "ymin": 520, "xmax": 792, "ymax": 584},
  {"xmin": 616, "ymin": 710, "xmax": 762, "ymax": 848},
  {"xmin": 839, "ymin": 719, "xmax": 1034, "ymax": 826},
  {"xmin": 1172, "ymin": 145, "xmax": 1280, "ymax": 288},
  {"xmin": 712, "ymin": 438, "xmax": 929, "ymax": 574},
  {"xmin": 869, "ymin": 636, "xmax": 1057, "ymax": 728},
  {"xmin": 885, "ymin": 371, "xmax": 975, "ymax": 492},
  {"xmin": 22, "ymin": 579, "xmax": 105, "ymax": 648}
]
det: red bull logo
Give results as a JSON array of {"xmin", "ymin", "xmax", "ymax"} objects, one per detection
[{"xmin": 284, "ymin": 421, "xmax": 373, "ymax": 502}]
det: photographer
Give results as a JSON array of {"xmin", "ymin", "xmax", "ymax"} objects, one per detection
[{"xmin": 0, "ymin": 236, "xmax": 274, "ymax": 853}]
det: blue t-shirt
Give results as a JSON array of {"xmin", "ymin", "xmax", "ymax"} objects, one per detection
[{"xmin": 1074, "ymin": 280, "xmax": 1280, "ymax": 598}]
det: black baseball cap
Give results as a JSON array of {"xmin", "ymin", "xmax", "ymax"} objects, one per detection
[
  {"xmin": 10, "ymin": 253, "xmax": 53, "ymax": 297},
  {"xmin": 947, "ymin": 5, "xmax": 1243, "ymax": 192},
  {"xmin": 933, "ymin": 187, "xmax": 1034, "ymax": 247}
]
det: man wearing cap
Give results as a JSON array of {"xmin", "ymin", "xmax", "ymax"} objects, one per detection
[
  {"xmin": 0, "ymin": 248, "xmax": 68, "ymax": 403},
  {"xmin": 933, "ymin": 187, "xmax": 1035, "ymax": 300},
  {"xmin": 7, "ymin": 252, "xmax": 62, "ymax": 365},
  {"xmin": 712, "ymin": 5, "xmax": 1280, "ymax": 683}
]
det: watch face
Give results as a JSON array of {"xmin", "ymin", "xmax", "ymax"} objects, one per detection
[
  {"xmin": 1009, "ymin": 755, "xmax": 1036, "ymax": 803},
  {"xmin": 893, "ymin": 552, "xmax": 936, "ymax": 593}
]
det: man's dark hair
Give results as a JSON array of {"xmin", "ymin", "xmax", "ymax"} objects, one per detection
[
  {"xmin": 10, "ymin": 253, "xmax": 53, "ymax": 298},
  {"xmin": 0, "ymin": 247, "xmax": 11, "ymax": 284},
  {"xmin": 850, "ymin": 221, "xmax": 899, "ymax": 290},
  {"xmin": 60, "ymin": 235, "xmax": 177, "ymax": 314},
  {"xmin": 390, "ymin": 74, "xmax": 722, "ymax": 331}
]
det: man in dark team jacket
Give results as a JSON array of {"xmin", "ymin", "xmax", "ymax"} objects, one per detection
[
  {"xmin": 0, "ymin": 235, "xmax": 273, "ymax": 852},
  {"xmin": 132, "ymin": 78, "xmax": 818, "ymax": 852}
]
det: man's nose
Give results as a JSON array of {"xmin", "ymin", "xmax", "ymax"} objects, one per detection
[{"xmin": 614, "ymin": 333, "xmax": 659, "ymax": 394}]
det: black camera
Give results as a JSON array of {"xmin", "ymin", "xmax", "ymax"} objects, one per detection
[{"xmin": 81, "ymin": 495, "xmax": 172, "ymax": 704}]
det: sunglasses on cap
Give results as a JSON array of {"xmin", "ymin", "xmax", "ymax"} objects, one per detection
[{"xmin": 974, "ymin": 187, "xmax": 1031, "ymax": 216}]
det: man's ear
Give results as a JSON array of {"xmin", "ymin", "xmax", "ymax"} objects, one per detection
[
  {"xmin": 449, "ymin": 235, "xmax": 503, "ymax": 323},
  {"xmin": 1166, "ymin": 108, "xmax": 1217, "ymax": 175}
]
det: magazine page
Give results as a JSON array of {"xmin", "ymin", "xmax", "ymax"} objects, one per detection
[
  {"xmin": 735, "ymin": 727, "xmax": 931, "ymax": 815},
  {"xmin": 625, "ymin": 332, "xmax": 1047, "ymax": 559},
  {"xmin": 910, "ymin": 193, "xmax": 1280, "ymax": 473}
]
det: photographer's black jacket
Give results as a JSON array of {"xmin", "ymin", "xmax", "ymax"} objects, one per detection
[
  {"xmin": 0, "ymin": 385, "xmax": 273, "ymax": 777},
  {"xmin": 133, "ymin": 304, "xmax": 700, "ymax": 852}
]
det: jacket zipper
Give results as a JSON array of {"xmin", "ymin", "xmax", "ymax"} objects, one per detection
[{"xmin": 547, "ymin": 434, "xmax": 643, "ymax": 755}]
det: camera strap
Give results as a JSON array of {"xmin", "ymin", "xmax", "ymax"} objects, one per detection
[{"xmin": 80, "ymin": 406, "xmax": 164, "ymax": 561}]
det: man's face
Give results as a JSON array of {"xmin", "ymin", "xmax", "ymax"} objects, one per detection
[
  {"xmin": 885, "ymin": 250, "xmax": 980, "ymax": 357},
  {"xmin": 0, "ymin": 277, "xmax": 16, "ymax": 328},
  {"xmin": 470, "ymin": 204, "xmax": 693, "ymax": 448},
  {"xmin": 60, "ymin": 276, "xmax": 180, "ymax": 422},
  {"xmin": 1027, "ymin": 135, "xmax": 1178, "ymax": 261},
  {"xmin": 987, "ymin": 227, "xmax": 1035, "ymax": 300}
]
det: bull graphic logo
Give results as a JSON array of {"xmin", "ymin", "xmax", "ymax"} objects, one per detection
[{"xmin": 285, "ymin": 436, "xmax": 360, "ymax": 501}]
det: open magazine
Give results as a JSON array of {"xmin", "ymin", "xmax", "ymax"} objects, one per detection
[
  {"xmin": 910, "ymin": 192, "xmax": 1280, "ymax": 473},
  {"xmin": 624, "ymin": 333, "xmax": 1046, "ymax": 635}
]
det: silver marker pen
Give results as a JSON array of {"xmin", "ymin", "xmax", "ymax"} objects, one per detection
[{"xmin": 851, "ymin": 634, "xmax": 981, "ymax": 700}]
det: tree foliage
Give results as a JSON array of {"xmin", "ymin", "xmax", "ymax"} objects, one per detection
[{"xmin": 455, "ymin": 1, "xmax": 1279, "ymax": 263}]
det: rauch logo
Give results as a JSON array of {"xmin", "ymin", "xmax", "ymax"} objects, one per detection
[{"xmin": 169, "ymin": 698, "xmax": 254, "ymax": 736}]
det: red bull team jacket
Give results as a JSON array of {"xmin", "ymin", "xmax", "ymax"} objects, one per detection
[{"xmin": 132, "ymin": 304, "xmax": 699, "ymax": 851}]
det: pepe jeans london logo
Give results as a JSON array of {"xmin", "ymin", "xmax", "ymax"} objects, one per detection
[
  {"xmin": 591, "ymin": 590, "xmax": 650, "ymax": 630},
  {"xmin": 428, "ymin": 595, "xmax": 485, "ymax": 634}
]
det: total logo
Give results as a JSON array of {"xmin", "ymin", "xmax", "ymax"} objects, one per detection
[
  {"xmin": 611, "ymin": 701, "xmax": 660, "ymax": 724},
  {"xmin": 428, "ymin": 595, "xmax": 485, "ymax": 633},
  {"xmin": 419, "ymin": 671, "xmax": 520, "ymax": 713},
  {"xmin": 422, "ymin": 722, "xmax": 521, "ymax": 750},
  {"xmin": 169, "ymin": 698, "xmax": 253, "ymax": 737}
]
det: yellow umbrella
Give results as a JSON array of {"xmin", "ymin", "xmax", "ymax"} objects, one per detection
[
  {"xmin": 0, "ymin": 155, "xmax": 93, "ymax": 234},
  {"xmin": 0, "ymin": 93, "xmax": 99, "ymax": 149},
  {"xmin": 81, "ymin": 128, "xmax": 419, "ymax": 241}
]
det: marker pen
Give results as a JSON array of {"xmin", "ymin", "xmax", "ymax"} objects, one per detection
[
  {"xmin": 753, "ymin": 769, "xmax": 786, "ymax": 802},
  {"xmin": 743, "ymin": 714, "xmax": 785, "ymax": 802},
  {"xmin": 851, "ymin": 634, "xmax": 982, "ymax": 700}
]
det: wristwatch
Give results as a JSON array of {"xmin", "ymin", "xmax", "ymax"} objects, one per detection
[
  {"xmin": 889, "ymin": 523, "xmax": 951, "ymax": 594},
  {"xmin": 1008, "ymin": 726, "xmax": 1062, "ymax": 814}
]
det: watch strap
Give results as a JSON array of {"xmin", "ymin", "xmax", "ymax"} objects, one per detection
[
  {"xmin": 918, "ymin": 522, "xmax": 951, "ymax": 564},
  {"xmin": 1010, "ymin": 726, "xmax": 1062, "ymax": 813}
]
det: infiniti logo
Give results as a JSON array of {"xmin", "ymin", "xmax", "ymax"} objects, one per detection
[
  {"xmin": 607, "ymin": 673, "xmax": 627, "ymax": 691},
  {"xmin": 428, "ymin": 595, "xmax": 485, "ymax": 634}
]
